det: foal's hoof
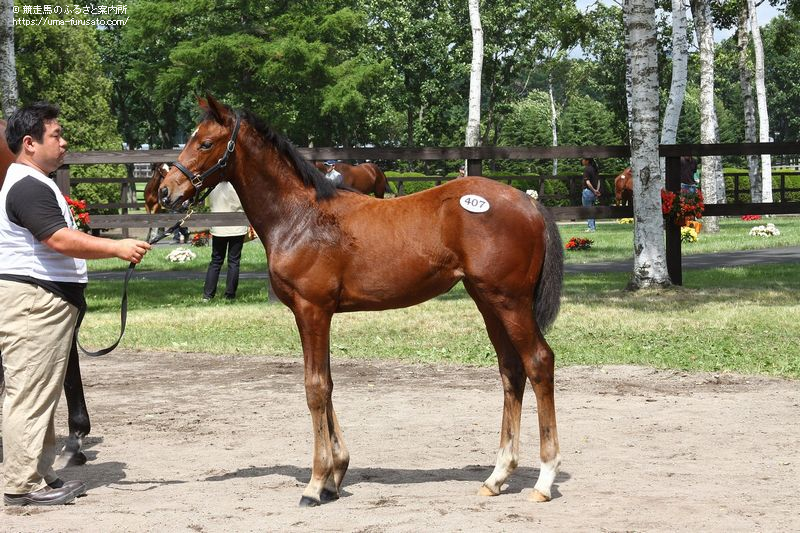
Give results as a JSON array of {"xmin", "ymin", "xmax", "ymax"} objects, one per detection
[
  {"xmin": 320, "ymin": 488, "xmax": 339, "ymax": 503},
  {"xmin": 298, "ymin": 489, "xmax": 339, "ymax": 507},
  {"xmin": 529, "ymin": 489, "xmax": 551, "ymax": 502},
  {"xmin": 299, "ymin": 496, "xmax": 321, "ymax": 507},
  {"xmin": 65, "ymin": 451, "xmax": 88, "ymax": 466},
  {"xmin": 478, "ymin": 484, "xmax": 499, "ymax": 497}
]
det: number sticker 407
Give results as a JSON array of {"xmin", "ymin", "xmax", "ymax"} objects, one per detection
[{"xmin": 459, "ymin": 194, "xmax": 491, "ymax": 213}]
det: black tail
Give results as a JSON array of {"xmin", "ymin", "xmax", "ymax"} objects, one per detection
[{"xmin": 534, "ymin": 204, "xmax": 564, "ymax": 332}]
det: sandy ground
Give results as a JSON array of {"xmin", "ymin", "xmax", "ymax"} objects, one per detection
[{"xmin": 1, "ymin": 351, "xmax": 798, "ymax": 532}]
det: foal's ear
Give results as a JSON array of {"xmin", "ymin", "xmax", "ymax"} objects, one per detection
[{"xmin": 204, "ymin": 94, "xmax": 228, "ymax": 125}]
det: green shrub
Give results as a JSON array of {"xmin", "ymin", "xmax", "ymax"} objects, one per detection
[{"xmin": 722, "ymin": 168, "xmax": 800, "ymax": 202}]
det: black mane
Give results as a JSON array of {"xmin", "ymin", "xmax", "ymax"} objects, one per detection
[{"xmin": 203, "ymin": 105, "xmax": 337, "ymax": 201}]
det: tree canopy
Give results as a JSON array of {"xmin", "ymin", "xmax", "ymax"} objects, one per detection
[{"xmin": 9, "ymin": 0, "xmax": 800, "ymax": 159}]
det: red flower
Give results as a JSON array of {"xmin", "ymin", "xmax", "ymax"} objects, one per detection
[
  {"xmin": 565, "ymin": 237, "xmax": 593, "ymax": 251},
  {"xmin": 64, "ymin": 195, "xmax": 91, "ymax": 232},
  {"xmin": 192, "ymin": 231, "xmax": 211, "ymax": 247},
  {"xmin": 661, "ymin": 189, "xmax": 704, "ymax": 226}
]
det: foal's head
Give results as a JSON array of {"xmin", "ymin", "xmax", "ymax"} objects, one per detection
[
  {"xmin": 159, "ymin": 95, "xmax": 239, "ymax": 210},
  {"xmin": 160, "ymin": 95, "xmax": 337, "ymax": 210}
]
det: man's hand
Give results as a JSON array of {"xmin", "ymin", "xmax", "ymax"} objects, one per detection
[
  {"xmin": 115, "ymin": 239, "xmax": 151, "ymax": 264},
  {"xmin": 42, "ymin": 228, "xmax": 152, "ymax": 262}
]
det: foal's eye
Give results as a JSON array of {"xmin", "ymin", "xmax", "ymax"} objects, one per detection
[{"xmin": 199, "ymin": 141, "xmax": 213, "ymax": 150}]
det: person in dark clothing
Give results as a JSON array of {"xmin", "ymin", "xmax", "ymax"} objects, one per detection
[
  {"xmin": 581, "ymin": 157, "xmax": 601, "ymax": 232},
  {"xmin": 680, "ymin": 156, "xmax": 698, "ymax": 192}
]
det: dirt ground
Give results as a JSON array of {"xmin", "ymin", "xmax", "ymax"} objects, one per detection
[{"xmin": 1, "ymin": 351, "xmax": 798, "ymax": 532}]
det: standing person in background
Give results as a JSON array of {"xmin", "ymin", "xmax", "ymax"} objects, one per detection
[
  {"xmin": 680, "ymin": 156, "xmax": 699, "ymax": 193},
  {"xmin": 322, "ymin": 160, "xmax": 343, "ymax": 187},
  {"xmin": 581, "ymin": 157, "xmax": 601, "ymax": 232},
  {"xmin": 1, "ymin": 102, "xmax": 150, "ymax": 506},
  {"xmin": 202, "ymin": 181, "xmax": 248, "ymax": 302}
]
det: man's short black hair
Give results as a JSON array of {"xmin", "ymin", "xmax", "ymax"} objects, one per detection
[{"xmin": 5, "ymin": 101, "xmax": 61, "ymax": 155}]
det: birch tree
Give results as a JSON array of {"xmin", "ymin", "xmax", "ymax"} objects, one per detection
[
  {"xmin": 748, "ymin": 0, "xmax": 773, "ymax": 202},
  {"xmin": 624, "ymin": 0, "xmax": 670, "ymax": 289},
  {"xmin": 691, "ymin": 0, "xmax": 724, "ymax": 233},
  {"xmin": 660, "ymin": 0, "xmax": 689, "ymax": 176},
  {"xmin": 465, "ymin": 0, "xmax": 483, "ymax": 152},
  {"xmin": 737, "ymin": 0, "xmax": 761, "ymax": 202},
  {"xmin": 549, "ymin": 73, "xmax": 558, "ymax": 176},
  {"xmin": 0, "ymin": 0, "xmax": 17, "ymax": 117}
]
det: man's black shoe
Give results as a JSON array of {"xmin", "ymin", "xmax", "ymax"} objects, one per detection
[
  {"xmin": 4, "ymin": 480, "xmax": 87, "ymax": 506},
  {"xmin": 48, "ymin": 479, "xmax": 87, "ymax": 495}
]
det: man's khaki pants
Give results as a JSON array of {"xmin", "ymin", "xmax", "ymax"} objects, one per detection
[{"xmin": 0, "ymin": 280, "xmax": 78, "ymax": 495}]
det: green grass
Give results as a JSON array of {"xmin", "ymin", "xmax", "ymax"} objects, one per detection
[
  {"xmin": 87, "ymin": 239, "xmax": 268, "ymax": 272},
  {"xmin": 560, "ymin": 215, "xmax": 800, "ymax": 264},
  {"xmin": 89, "ymin": 216, "xmax": 800, "ymax": 272},
  {"xmin": 79, "ymin": 261, "xmax": 800, "ymax": 379},
  {"xmin": 79, "ymin": 215, "xmax": 800, "ymax": 378}
]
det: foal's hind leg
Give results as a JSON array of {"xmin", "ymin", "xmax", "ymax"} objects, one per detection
[
  {"xmin": 467, "ymin": 291, "xmax": 526, "ymax": 497},
  {"xmin": 507, "ymin": 310, "xmax": 560, "ymax": 501},
  {"xmin": 490, "ymin": 302, "xmax": 561, "ymax": 502}
]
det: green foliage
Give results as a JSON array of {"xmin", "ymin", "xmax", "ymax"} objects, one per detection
[
  {"xmin": 762, "ymin": 16, "xmax": 800, "ymax": 142},
  {"xmin": 14, "ymin": 0, "xmax": 124, "ymax": 212},
  {"xmin": 722, "ymin": 168, "xmax": 800, "ymax": 202},
  {"xmin": 8, "ymin": 0, "xmax": 800, "ymax": 177},
  {"xmin": 579, "ymin": 3, "xmax": 628, "ymax": 139}
]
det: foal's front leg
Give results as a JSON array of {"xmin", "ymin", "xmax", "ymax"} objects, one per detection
[
  {"xmin": 326, "ymin": 400, "xmax": 350, "ymax": 491},
  {"xmin": 294, "ymin": 305, "xmax": 346, "ymax": 507}
]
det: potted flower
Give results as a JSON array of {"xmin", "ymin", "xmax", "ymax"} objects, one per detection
[
  {"xmin": 64, "ymin": 195, "xmax": 91, "ymax": 232},
  {"xmin": 192, "ymin": 230, "xmax": 211, "ymax": 246},
  {"xmin": 565, "ymin": 237, "xmax": 593, "ymax": 251},
  {"xmin": 680, "ymin": 226, "xmax": 698, "ymax": 243},
  {"xmin": 661, "ymin": 188, "xmax": 704, "ymax": 227}
]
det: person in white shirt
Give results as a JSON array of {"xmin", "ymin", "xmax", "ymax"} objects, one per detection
[
  {"xmin": 0, "ymin": 102, "xmax": 150, "ymax": 507},
  {"xmin": 202, "ymin": 181, "xmax": 248, "ymax": 301},
  {"xmin": 322, "ymin": 160, "xmax": 343, "ymax": 187}
]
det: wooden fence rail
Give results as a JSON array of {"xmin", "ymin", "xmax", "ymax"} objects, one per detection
[{"xmin": 56, "ymin": 142, "xmax": 800, "ymax": 284}]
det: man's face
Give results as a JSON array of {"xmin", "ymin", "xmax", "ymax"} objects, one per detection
[{"xmin": 30, "ymin": 120, "xmax": 68, "ymax": 174}]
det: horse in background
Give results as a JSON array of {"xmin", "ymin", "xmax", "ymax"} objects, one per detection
[
  {"xmin": 0, "ymin": 119, "xmax": 90, "ymax": 466},
  {"xmin": 143, "ymin": 163, "xmax": 169, "ymax": 241},
  {"xmin": 614, "ymin": 167, "xmax": 633, "ymax": 207},
  {"xmin": 314, "ymin": 161, "xmax": 392, "ymax": 198}
]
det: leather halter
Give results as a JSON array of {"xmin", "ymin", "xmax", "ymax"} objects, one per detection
[{"xmin": 172, "ymin": 112, "xmax": 242, "ymax": 198}]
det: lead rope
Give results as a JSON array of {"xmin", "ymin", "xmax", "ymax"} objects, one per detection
[{"xmin": 76, "ymin": 187, "xmax": 214, "ymax": 357}]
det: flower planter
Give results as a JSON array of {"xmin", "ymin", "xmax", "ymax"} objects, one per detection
[{"xmin": 686, "ymin": 220, "xmax": 702, "ymax": 233}]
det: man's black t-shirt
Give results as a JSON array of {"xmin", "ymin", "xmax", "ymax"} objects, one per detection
[{"xmin": 0, "ymin": 176, "xmax": 86, "ymax": 310}]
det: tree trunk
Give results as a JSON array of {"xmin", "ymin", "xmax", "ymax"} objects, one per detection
[
  {"xmin": 549, "ymin": 74, "xmax": 558, "ymax": 176},
  {"xmin": 624, "ymin": 38, "xmax": 634, "ymax": 144},
  {"xmin": 691, "ymin": 0, "xmax": 723, "ymax": 233},
  {"xmin": 0, "ymin": 0, "xmax": 18, "ymax": 117},
  {"xmin": 659, "ymin": 0, "xmax": 688, "ymax": 176},
  {"xmin": 738, "ymin": 0, "xmax": 761, "ymax": 202},
  {"xmin": 465, "ymin": 0, "xmax": 483, "ymax": 150},
  {"xmin": 625, "ymin": 0, "xmax": 670, "ymax": 289},
  {"xmin": 749, "ymin": 0, "xmax": 773, "ymax": 202}
]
